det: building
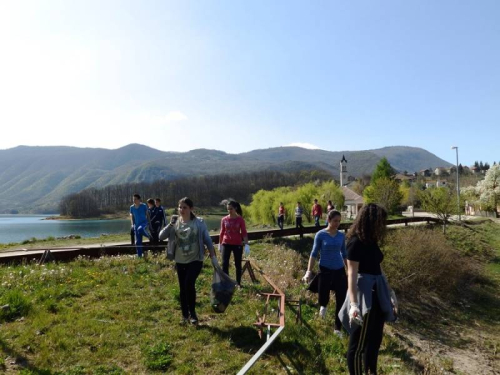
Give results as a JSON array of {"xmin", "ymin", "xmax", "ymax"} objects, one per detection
[
  {"xmin": 337, "ymin": 155, "xmax": 363, "ymax": 218},
  {"xmin": 420, "ymin": 169, "xmax": 432, "ymax": 177},
  {"xmin": 394, "ymin": 173, "xmax": 416, "ymax": 183},
  {"xmin": 340, "ymin": 155, "xmax": 347, "ymax": 187},
  {"xmin": 425, "ymin": 180, "xmax": 447, "ymax": 189},
  {"xmin": 342, "ymin": 186, "xmax": 364, "ymax": 219}
]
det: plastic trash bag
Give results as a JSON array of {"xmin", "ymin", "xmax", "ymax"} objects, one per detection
[{"xmin": 211, "ymin": 263, "xmax": 237, "ymax": 313}]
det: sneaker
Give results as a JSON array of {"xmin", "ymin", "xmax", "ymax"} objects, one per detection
[
  {"xmin": 180, "ymin": 316, "xmax": 189, "ymax": 325},
  {"xmin": 334, "ymin": 329, "xmax": 345, "ymax": 338},
  {"xmin": 319, "ymin": 306, "xmax": 327, "ymax": 319},
  {"xmin": 189, "ymin": 314, "xmax": 199, "ymax": 325}
]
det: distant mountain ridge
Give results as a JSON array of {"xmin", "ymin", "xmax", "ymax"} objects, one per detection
[{"xmin": 0, "ymin": 144, "xmax": 452, "ymax": 213}]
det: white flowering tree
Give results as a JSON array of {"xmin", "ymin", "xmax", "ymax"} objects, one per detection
[
  {"xmin": 463, "ymin": 164, "xmax": 500, "ymax": 217},
  {"xmin": 477, "ymin": 164, "xmax": 500, "ymax": 217}
]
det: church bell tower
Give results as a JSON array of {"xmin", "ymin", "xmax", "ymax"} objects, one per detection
[{"xmin": 340, "ymin": 155, "xmax": 348, "ymax": 186}]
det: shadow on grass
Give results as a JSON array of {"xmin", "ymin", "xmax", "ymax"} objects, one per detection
[
  {"xmin": 197, "ymin": 325, "xmax": 261, "ymax": 351},
  {"xmin": 380, "ymin": 334, "xmax": 425, "ymax": 373},
  {"xmin": 0, "ymin": 336, "xmax": 54, "ymax": 374},
  {"xmin": 198, "ymin": 324, "xmax": 330, "ymax": 374}
]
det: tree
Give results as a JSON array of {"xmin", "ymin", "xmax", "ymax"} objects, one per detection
[
  {"xmin": 371, "ymin": 158, "xmax": 396, "ymax": 183},
  {"xmin": 363, "ymin": 178, "xmax": 403, "ymax": 215},
  {"xmin": 320, "ymin": 181, "xmax": 345, "ymax": 210},
  {"xmin": 419, "ymin": 187, "xmax": 459, "ymax": 233},
  {"xmin": 458, "ymin": 163, "xmax": 464, "ymax": 175},
  {"xmin": 476, "ymin": 164, "xmax": 500, "ymax": 217}
]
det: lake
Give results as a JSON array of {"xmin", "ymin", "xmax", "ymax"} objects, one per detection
[{"xmin": 0, "ymin": 215, "xmax": 223, "ymax": 244}]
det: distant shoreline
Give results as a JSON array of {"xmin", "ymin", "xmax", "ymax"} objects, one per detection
[{"xmin": 43, "ymin": 213, "xmax": 129, "ymax": 221}]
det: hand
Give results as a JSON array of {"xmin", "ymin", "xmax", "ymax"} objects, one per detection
[
  {"xmin": 217, "ymin": 243, "xmax": 221, "ymax": 252},
  {"xmin": 390, "ymin": 290, "xmax": 399, "ymax": 315},
  {"xmin": 349, "ymin": 303, "xmax": 363, "ymax": 326},
  {"xmin": 244, "ymin": 244, "xmax": 250, "ymax": 256},
  {"xmin": 211, "ymin": 255, "xmax": 219, "ymax": 268},
  {"xmin": 302, "ymin": 270, "xmax": 312, "ymax": 283}
]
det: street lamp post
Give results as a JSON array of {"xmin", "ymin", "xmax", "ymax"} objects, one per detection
[{"xmin": 451, "ymin": 146, "xmax": 461, "ymax": 222}]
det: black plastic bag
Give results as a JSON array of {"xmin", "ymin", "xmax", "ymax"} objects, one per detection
[{"xmin": 211, "ymin": 264, "xmax": 237, "ymax": 313}]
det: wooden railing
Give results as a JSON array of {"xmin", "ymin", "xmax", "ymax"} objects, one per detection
[{"xmin": 0, "ymin": 217, "xmax": 439, "ymax": 264}]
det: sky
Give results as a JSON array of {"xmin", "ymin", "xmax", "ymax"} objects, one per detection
[{"xmin": 1, "ymin": 1, "xmax": 499, "ymax": 166}]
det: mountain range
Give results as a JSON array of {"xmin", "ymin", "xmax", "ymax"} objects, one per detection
[{"xmin": 0, "ymin": 144, "xmax": 451, "ymax": 213}]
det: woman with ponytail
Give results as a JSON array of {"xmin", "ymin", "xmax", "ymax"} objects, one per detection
[{"xmin": 219, "ymin": 200, "xmax": 249, "ymax": 286}]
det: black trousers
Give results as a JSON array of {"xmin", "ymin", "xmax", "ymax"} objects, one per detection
[
  {"xmin": 221, "ymin": 244, "xmax": 243, "ymax": 285},
  {"xmin": 318, "ymin": 266, "xmax": 347, "ymax": 331},
  {"xmin": 176, "ymin": 261, "xmax": 203, "ymax": 318},
  {"xmin": 277, "ymin": 215, "xmax": 284, "ymax": 230},
  {"xmin": 295, "ymin": 217, "xmax": 303, "ymax": 229},
  {"xmin": 347, "ymin": 290, "xmax": 385, "ymax": 375},
  {"xmin": 150, "ymin": 224, "xmax": 161, "ymax": 243},
  {"xmin": 130, "ymin": 227, "xmax": 135, "ymax": 245}
]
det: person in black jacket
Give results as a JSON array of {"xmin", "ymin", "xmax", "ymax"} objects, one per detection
[{"xmin": 151, "ymin": 198, "xmax": 167, "ymax": 243}]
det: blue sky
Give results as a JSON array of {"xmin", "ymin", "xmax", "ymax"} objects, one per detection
[{"xmin": 1, "ymin": 0, "xmax": 498, "ymax": 166}]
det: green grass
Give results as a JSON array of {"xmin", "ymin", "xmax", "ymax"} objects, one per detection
[{"xmin": 1, "ymin": 222, "xmax": 499, "ymax": 374}]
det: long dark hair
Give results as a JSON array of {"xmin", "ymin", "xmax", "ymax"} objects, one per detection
[
  {"xmin": 178, "ymin": 197, "xmax": 196, "ymax": 220},
  {"xmin": 228, "ymin": 200, "xmax": 243, "ymax": 217},
  {"xmin": 347, "ymin": 203, "xmax": 387, "ymax": 244}
]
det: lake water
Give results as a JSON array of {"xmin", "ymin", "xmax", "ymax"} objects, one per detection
[{"xmin": 0, "ymin": 215, "xmax": 223, "ymax": 244}]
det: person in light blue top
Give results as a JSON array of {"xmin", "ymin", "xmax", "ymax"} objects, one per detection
[
  {"xmin": 303, "ymin": 210, "xmax": 348, "ymax": 336},
  {"xmin": 130, "ymin": 193, "xmax": 151, "ymax": 257}
]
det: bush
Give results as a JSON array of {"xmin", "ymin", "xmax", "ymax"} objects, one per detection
[
  {"xmin": 0, "ymin": 290, "xmax": 32, "ymax": 322},
  {"xmin": 143, "ymin": 341, "xmax": 173, "ymax": 371},
  {"xmin": 383, "ymin": 227, "xmax": 478, "ymax": 299}
]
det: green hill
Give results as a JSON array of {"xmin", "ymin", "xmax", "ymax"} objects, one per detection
[{"xmin": 0, "ymin": 144, "xmax": 452, "ymax": 213}]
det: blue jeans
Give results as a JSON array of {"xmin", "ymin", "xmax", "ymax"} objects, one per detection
[
  {"xmin": 314, "ymin": 216, "xmax": 321, "ymax": 227},
  {"xmin": 134, "ymin": 224, "xmax": 150, "ymax": 257}
]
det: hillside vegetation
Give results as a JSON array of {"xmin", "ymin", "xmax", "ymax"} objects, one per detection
[
  {"xmin": 0, "ymin": 221, "xmax": 498, "ymax": 374},
  {"xmin": 0, "ymin": 145, "xmax": 451, "ymax": 213}
]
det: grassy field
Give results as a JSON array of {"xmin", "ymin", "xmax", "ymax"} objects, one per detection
[{"xmin": 0, "ymin": 221, "xmax": 499, "ymax": 374}]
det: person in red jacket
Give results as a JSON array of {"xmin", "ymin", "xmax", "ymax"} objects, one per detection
[
  {"xmin": 219, "ymin": 200, "xmax": 249, "ymax": 286},
  {"xmin": 312, "ymin": 199, "xmax": 323, "ymax": 227}
]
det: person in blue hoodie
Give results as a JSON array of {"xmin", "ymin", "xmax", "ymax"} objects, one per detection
[
  {"xmin": 303, "ymin": 210, "xmax": 347, "ymax": 337},
  {"xmin": 130, "ymin": 194, "xmax": 151, "ymax": 257}
]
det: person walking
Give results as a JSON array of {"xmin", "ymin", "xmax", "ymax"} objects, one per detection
[
  {"xmin": 302, "ymin": 210, "xmax": 347, "ymax": 337},
  {"xmin": 149, "ymin": 198, "xmax": 167, "ymax": 244},
  {"xmin": 295, "ymin": 202, "xmax": 304, "ymax": 229},
  {"xmin": 327, "ymin": 200, "xmax": 335, "ymax": 214},
  {"xmin": 277, "ymin": 202, "xmax": 286, "ymax": 230},
  {"xmin": 159, "ymin": 197, "xmax": 216, "ymax": 325},
  {"xmin": 219, "ymin": 200, "xmax": 249, "ymax": 287},
  {"xmin": 146, "ymin": 198, "xmax": 157, "ymax": 243},
  {"xmin": 339, "ymin": 203, "xmax": 397, "ymax": 375},
  {"xmin": 129, "ymin": 194, "xmax": 151, "ymax": 257},
  {"xmin": 312, "ymin": 199, "xmax": 323, "ymax": 227}
]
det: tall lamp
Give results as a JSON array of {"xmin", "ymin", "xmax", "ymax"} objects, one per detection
[{"xmin": 451, "ymin": 146, "xmax": 461, "ymax": 222}]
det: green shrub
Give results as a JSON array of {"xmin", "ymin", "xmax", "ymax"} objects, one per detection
[
  {"xmin": 143, "ymin": 341, "xmax": 173, "ymax": 371},
  {"xmin": 0, "ymin": 290, "xmax": 32, "ymax": 322}
]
